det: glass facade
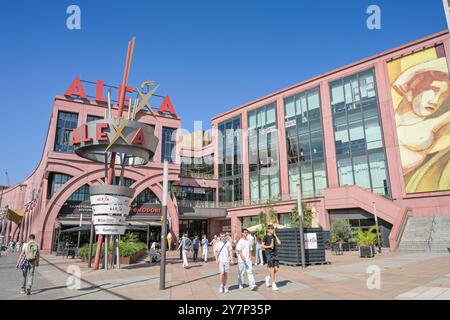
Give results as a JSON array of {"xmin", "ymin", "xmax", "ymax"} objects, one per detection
[
  {"xmin": 242, "ymin": 215, "xmax": 259, "ymax": 228},
  {"xmin": 173, "ymin": 185, "xmax": 216, "ymax": 207},
  {"xmin": 47, "ymin": 173, "xmax": 72, "ymax": 199},
  {"xmin": 248, "ymin": 103, "xmax": 280, "ymax": 204},
  {"xmin": 161, "ymin": 127, "xmax": 177, "ymax": 163},
  {"xmin": 180, "ymin": 155, "xmax": 214, "ymax": 179},
  {"xmin": 54, "ymin": 111, "xmax": 78, "ymax": 153},
  {"xmin": 218, "ymin": 116, "xmax": 243, "ymax": 205},
  {"xmin": 132, "ymin": 188, "xmax": 161, "ymax": 205},
  {"xmin": 284, "ymin": 88, "xmax": 327, "ymax": 198},
  {"xmin": 87, "ymin": 115, "xmax": 103, "ymax": 122},
  {"xmin": 330, "ymin": 69, "xmax": 389, "ymax": 195},
  {"xmin": 68, "ymin": 184, "xmax": 90, "ymax": 202}
]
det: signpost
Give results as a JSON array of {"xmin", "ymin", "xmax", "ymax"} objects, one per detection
[
  {"xmin": 297, "ymin": 184, "xmax": 306, "ymax": 269},
  {"xmin": 71, "ymin": 37, "xmax": 161, "ymax": 271}
]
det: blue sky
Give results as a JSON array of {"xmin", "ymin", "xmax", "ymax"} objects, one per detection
[{"xmin": 0, "ymin": 0, "xmax": 446, "ymax": 185}]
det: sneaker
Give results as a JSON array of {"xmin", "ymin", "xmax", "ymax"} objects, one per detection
[
  {"xmin": 265, "ymin": 276, "xmax": 271, "ymax": 287},
  {"xmin": 219, "ymin": 286, "xmax": 224, "ymax": 294},
  {"xmin": 20, "ymin": 289, "xmax": 25, "ymax": 294},
  {"xmin": 250, "ymin": 285, "xmax": 257, "ymax": 291},
  {"xmin": 272, "ymin": 283, "xmax": 279, "ymax": 291},
  {"xmin": 223, "ymin": 287, "xmax": 229, "ymax": 293},
  {"xmin": 238, "ymin": 285, "xmax": 243, "ymax": 289},
  {"xmin": 260, "ymin": 263, "xmax": 264, "ymax": 266},
  {"xmin": 26, "ymin": 289, "xmax": 31, "ymax": 295}
]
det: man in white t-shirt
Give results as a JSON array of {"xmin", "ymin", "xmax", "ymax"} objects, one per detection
[
  {"xmin": 214, "ymin": 232, "xmax": 232, "ymax": 294},
  {"xmin": 236, "ymin": 229, "xmax": 256, "ymax": 290}
]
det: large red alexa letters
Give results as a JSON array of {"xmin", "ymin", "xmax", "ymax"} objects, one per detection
[
  {"xmin": 64, "ymin": 76, "xmax": 177, "ymax": 116},
  {"xmin": 72, "ymin": 123, "xmax": 146, "ymax": 146}
]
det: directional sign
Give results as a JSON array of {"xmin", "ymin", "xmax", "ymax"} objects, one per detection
[
  {"xmin": 90, "ymin": 195, "xmax": 130, "ymax": 206},
  {"xmin": 92, "ymin": 215, "xmax": 125, "ymax": 225},
  {"xmin": 91, "ymin": 204, "xmax": 130, "ymax": 216},
  {"xmin": 95, "ymin": 225, "xmax": 127, "ymax": 235}
]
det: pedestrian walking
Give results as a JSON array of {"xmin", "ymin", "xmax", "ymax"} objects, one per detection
[
  {"xmin": 201, "ymin": 235, "xmax": 209, "ymax": 262},
  {"xmin": 262, "ymin": 225, "xmax": 282, "ymax": 291},
  {"xmin": 214, "ymin": 232, "xmax": 232, "ymax": 294},
  {"xmin": 255, "ymin": 237, "xmax": 264, "ymax": 266},
  {"xmin": 193, "ymin": 236, "xmax": 200, "ymax": 262},
  {"xmin": 177, "ymin": 233, "xmax": 192, "ymax": 268},
  {"xmin": 15, "ymin": 234, "xmax": 40, "ymax": 295},
  {"xmin": 236, "ymin": 229, "xmax": 256, "ymax": 290},
  {"xmin": 178, "ymin": 234, "xmax": 183, "ymax": 260},
  {"xmin": 246, "ymin": 232, "xmax": 254, "ymax": 265}
]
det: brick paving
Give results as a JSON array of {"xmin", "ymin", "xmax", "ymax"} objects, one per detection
[{"xmin": 1, "ymin": 249, "xmax": 450, "ymax": 300}]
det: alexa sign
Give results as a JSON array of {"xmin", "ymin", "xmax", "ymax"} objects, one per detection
[{"xmin": 65, "ymin": 76, "xmax": 178, "ymax": 117}]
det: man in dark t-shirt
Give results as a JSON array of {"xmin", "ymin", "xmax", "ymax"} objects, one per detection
[{"xmin": 262, "ymin": 225, "xmax": 282, "ymax": 291}]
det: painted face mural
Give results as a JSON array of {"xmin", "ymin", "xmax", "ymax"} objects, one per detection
[{"xmin": 387, "ymin": 45, "xmax": 450, "ymax": 193}]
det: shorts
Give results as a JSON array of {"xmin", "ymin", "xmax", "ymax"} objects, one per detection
[
  {"xmin": 218, "ymin": 261, "xmax": 230, "ymax": 273},
  {"xmin": 266, "ymin": 253, "xmax": 279, "ymax": 268}
]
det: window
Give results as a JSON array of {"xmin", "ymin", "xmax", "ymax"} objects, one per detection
[
  {"xmin": 218, "ymin": 116, "xmax": 243, "ymax": 205},
  {"xmin": 284, "ymin": 88, "xmax": 327, "ymax": 198},
  {"xmin": 87, "ymin": 115, "xmax": 103, "ymax": 122},
  {"xmin": 161, "ymin": 127, "xmax": 176, "ymax": 163},
  {"xmin": 180, "ymin": 156, "xmax": 214, "ymax": 178},
  {"xmin": 47, "ymin": 173, "xmax": 72, "ymax": 199},
  {"xmin": 132, "ymin": 189, "xmax": 160, "ymax": 205},
  {"xmin": 68, "ymin": 184, "xmax": 90, "ymax": 202},
  {"xmin": 330, "ymin": 68, "xmax": 389, "ymax": 195},
  {"xmin": 54, "ymin": 112, "xmax": 78, "ymax": 153},
  {"xmin": 247, "ymin": 103, "xmax": 280, "ymax": 203}
]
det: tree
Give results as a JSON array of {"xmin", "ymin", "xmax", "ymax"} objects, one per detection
[
  {"xmin": 289, "ymin": 203, "xmax": 313, "ymax": 228},
  {"xmin": 330, "ymin": 220, "xmax": 353, "ymax": 243},
  {"xmin": 257, "ymin": 200, "xmax": 278, "ymax": 239}
]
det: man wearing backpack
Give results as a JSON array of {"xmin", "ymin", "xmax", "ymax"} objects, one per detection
[
  {"xmin": 177, "ymin": 233, "xmax": 192, "ymax": 268},
  {"xmin": 15, "ymin": 234, "xmax": 40, "ymax": 295}
]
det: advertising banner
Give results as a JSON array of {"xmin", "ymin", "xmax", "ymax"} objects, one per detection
[
  {"xmin": 304, "ymin": 233, "xmax": 318, "ymax": 250},
  {"xmin": 387, "ymin": 45, "xmax": 450, "ymax": 193}
]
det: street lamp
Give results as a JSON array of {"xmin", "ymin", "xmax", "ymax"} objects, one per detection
[
  {"xmin": 160, "ymin": 160, "xmax": 169, "ymax": 290},
  {"xmin": 372, "ymin": 201, "xmax": 382, "ymax": 254},
  {"xmin": 297, "ymin": 184, "xmax": 306, "ymax": 269}
]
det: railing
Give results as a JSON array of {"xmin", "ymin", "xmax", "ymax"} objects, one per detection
[
  {"xmin": 179, "ymin": 171, "xmax": 215, "ymax": 180},
  {"xmin": 177, "ymin": 200, "xmax": 217, "ymax": 209},
  {"xmin": 391, "ymin": 207, "xmax": 411, "ymax": 250}
]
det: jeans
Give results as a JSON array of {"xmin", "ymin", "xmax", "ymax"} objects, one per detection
[
  {"xmin": 202, "ymin": 246, "xmax": 208, "ymax": 261},
  {"xmin": 22, "ymin": 260, "xmax": 36, "ymax": 290},
  {"xmin": 193, "ymin": 249, "xmax": 199, "ymax": 262},
  {"xmin": 182, "ymin": 250, "xmax": 189, "ymax": 268},
  {"xmin": 237, "ymin": 260, "xmax": 255, "ymax": 288},
  {"xmin": 255, "ymin": 247, "xmax": 264, "ymax": 264}
]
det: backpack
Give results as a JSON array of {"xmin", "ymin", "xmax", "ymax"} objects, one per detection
[
  {"xmin": 183, "ymin": 238, "xmax": 192, "ymax": 250},
  {"xmin": 26, "ymin": 243, "xmax": 39, "ymax": 261}
]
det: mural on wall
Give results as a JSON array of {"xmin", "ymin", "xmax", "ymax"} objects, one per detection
[{"xmin": 387, "ymin": 45, "xmax": 450, "ymax": 193}]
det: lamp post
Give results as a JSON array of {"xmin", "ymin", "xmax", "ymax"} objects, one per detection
[
  {"xmin": 297, "ymin": 183, "xmax": 306, "ymax": 269},
  {"xmin": 372, "ymin": 201, "xmax": 382, "ymax": 254},
  {"xmin": 160, "ymin": 160, "xmax": 169, "ymax": 290}
]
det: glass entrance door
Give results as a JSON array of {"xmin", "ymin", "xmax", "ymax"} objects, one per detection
[{"xmin": 179, "ymin": 219, "xmax": 207, "ymax": 238}]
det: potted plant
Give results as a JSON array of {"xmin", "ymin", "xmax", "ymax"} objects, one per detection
[
  {"xmin": 353, "ymin": 226, "xmax": 378, "ymax": 258},
  {"xmin": 330, "ymin": 220, "xmax": 353, "ymax": 254}
]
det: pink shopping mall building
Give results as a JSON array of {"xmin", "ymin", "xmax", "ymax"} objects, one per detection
[{"xmin": 1, "ymin": 30, "xmax": 450, "ymax": 253}]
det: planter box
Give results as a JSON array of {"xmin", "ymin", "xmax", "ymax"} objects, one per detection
[
  {"xmin": 359, "ymin": 246, "xmax": 374, "ymax": 258},
  {"xmin": 80, "ymin": 250, "xmax": 147, "ymax": 265},
  {"xmin": 276, "ymin": 228, "xmax": 327, "ymax": 266}
]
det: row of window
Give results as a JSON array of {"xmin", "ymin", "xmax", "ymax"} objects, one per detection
[
  {"xmin": 54, "ymin": 112, "xmax": 177, "ymax": 163},
  {"xmin": 218, "ymin": 68, "xmax": 390, "ymax": 205}
]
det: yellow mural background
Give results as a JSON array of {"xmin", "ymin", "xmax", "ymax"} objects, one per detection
[{"xmin": 387, "ymin": 47, "xmax": 450, "ymax": 193}]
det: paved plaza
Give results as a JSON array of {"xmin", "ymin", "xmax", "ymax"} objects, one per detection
[{"xmin": 1, "ymin": 249, "xmax": 450, "ymax": 300}]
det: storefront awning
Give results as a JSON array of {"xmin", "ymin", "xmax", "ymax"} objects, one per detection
[
  {"xmin": 6, "ymin": 208, "xmax": 24, "ymax": 225},
  {"xmin": 127, "ymin": 221, "xmax": 162, "ymax": 227}
]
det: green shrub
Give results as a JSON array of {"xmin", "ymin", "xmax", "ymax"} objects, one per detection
[
  {"xmin": 78, "ymin": 239, "xmax": 147, "ymax": 258},
  {"xmin": 330, "ymin": 220, "xmax": 353, "ymax": 243},
  {"xmin": 353, "ymin": 226, "xmax": 378, "ymax": 247}
]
